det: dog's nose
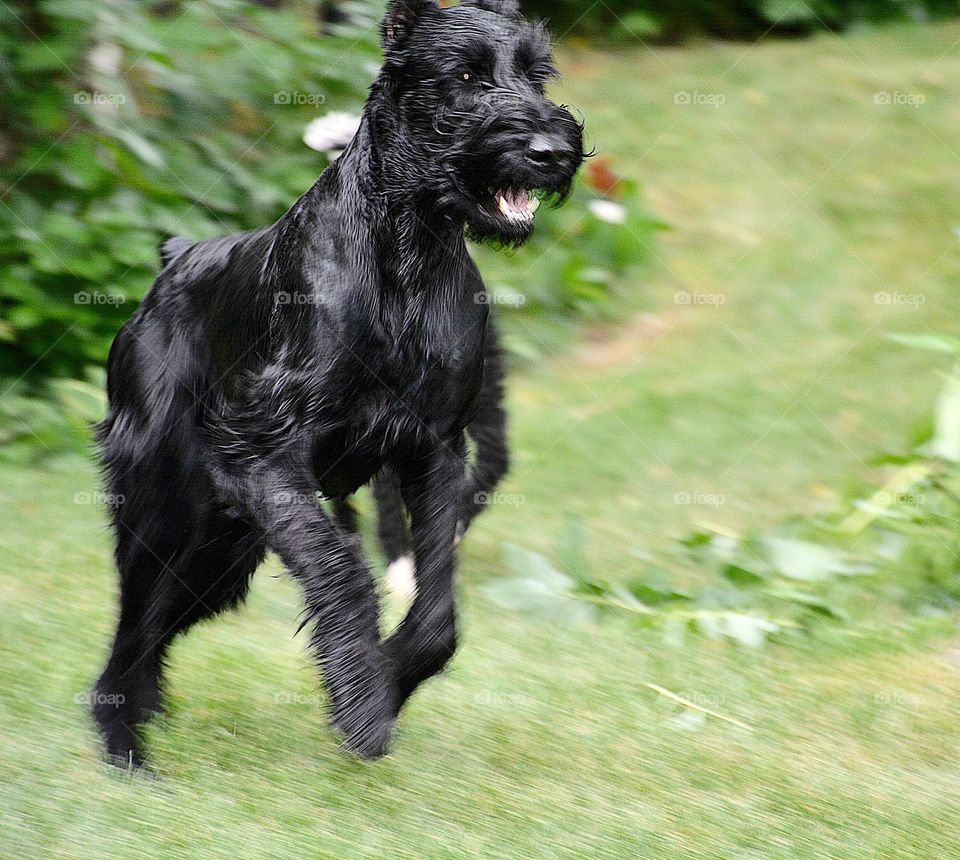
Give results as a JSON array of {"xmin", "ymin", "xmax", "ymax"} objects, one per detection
[{"xmin": 526, "ymin": 134, "xmax": 564, "ymax": 169}]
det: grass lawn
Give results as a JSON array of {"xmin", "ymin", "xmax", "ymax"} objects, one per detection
[{"xmin": 4, "ymin": 22, "xmax": 960, "ymax": 860}]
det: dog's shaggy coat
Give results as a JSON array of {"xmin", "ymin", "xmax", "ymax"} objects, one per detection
[{"xmin": 92, "ymin": 0, "xmax": 583, "ymax": 766}]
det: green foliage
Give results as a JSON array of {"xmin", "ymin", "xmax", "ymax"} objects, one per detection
[
  {"xmin": 524, "ymin": 0, "xmax": 960, "ymax": 40},
  {"xmin": 485, "ymin": 333, "xmax": 960, "ymax": 646},
  {"xmin": 0, "ymin": 0, "xmax": 379, "ymax": 396}
]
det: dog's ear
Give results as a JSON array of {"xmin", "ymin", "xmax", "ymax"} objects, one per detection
[
  {"xmin": 461, "ymin": 0, "xmax": 521, "ymax": 17},
  {"xmin": 381, "ymin": 0, "xmax": 438, "ymax": 52}
]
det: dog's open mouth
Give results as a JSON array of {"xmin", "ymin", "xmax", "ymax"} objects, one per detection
[{"xmin": 489, "ymin": 188, "xmax": 541, "ymax": 224}]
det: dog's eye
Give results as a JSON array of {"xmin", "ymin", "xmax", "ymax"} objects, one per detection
[{"xmin": 462, "ymin": 72, "xmax": 472, "ymax": 82}]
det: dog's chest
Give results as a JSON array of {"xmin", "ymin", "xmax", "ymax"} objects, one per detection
[{"xmin": 312, "ymin": 336, "xmax": 484, "ymax": 497}]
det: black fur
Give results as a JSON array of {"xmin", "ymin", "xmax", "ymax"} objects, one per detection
[
  {"xmin": 367, "ymin": 316, "xmax": 509, "ymax": 565},
  {"xmin": 92, "ymin": 0, "xmax": 583, "ymax": 767}
]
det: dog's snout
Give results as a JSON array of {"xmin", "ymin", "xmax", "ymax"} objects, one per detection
[{"xmin": 526, "ymin": 134, "xmax": 564, "ymax": 168}]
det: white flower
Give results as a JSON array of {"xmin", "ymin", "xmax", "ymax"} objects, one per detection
[
  {"xmin": 588, "ymin": 199, "xmax": 628, "ymax": 225},
  {"xmin": 303, "ymin": 112, "xmax": 362, "ymax": 158}
]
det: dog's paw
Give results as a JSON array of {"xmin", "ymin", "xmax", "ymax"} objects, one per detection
[
  {"xmin": 100, "ymin": 736, "xmax": 147, "ymax": 773},
  {"xmin": 331, "ymin": 695, "xmax": 396, "ymax": 760},
  {"xmin": 326, "ymin": 647, "xmax": 398, "ymax": 760}
]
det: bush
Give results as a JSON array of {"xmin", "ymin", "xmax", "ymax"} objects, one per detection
[
  {"xmin": 0, "ymin": 0, "xmax": 379, "ymax": 389},
  {"xmin": 524, "ymin": 0, "xmax": 960, "ymax": 41}
]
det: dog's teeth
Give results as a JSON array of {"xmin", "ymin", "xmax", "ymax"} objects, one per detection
[{"xmin": 494, "ymin": 189, "xmax": 536, "ymax": 222}]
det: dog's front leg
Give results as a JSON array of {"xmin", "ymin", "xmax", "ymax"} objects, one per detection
[
  {"xmin": 244, "ymin": 463, "xmax": 397, "ymax": 758},
  {"xmin": 386, "ymin": 435, "xmax": 466, "ymax": 711}
]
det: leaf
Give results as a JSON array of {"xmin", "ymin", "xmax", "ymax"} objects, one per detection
[
  {"xmin": 669, "ymin": 710, "xmax": 707, "ymax": 731},
  {"xmin": 51, "ymin": 378, "xmax": 107, "ymax": 424},
  {"xmin": 677, "ymin": 530, "xmax": 713, "ymax": 549},
  {"xmin": 721, "ymin": 563, "xmax": 768, "ymax": 587},
  {"xmin": 719, "ymin": 613, "xmax": 779, "ymax": 647},
  {"xmin": 114, "ymin": 129, "xmax": 166, "ymax": 168},
  {"xmin": 500, "ymin": 543, "xmax": 570, "ymax": 589},
  {"xmin": 624, "ymin": 570, "xmax": 688, "ymax": 605},
  {"xmin": 481, "ymin": 576, "xmax": 591, "ymax": 621},
  {"xmin": 484, "ymin": 544, "xmax": 594, "ymax": 622},
  {"xmin": 661, "ymin": 614, "xmax": 688, "ymax": 648},
  {"xmin": 761, "ymin": 537, "xmax": 844, "ymax": 582},
  {"xmin": 920, "ymin": 372, "xmax": 960, "ymax": 463},
  {"xmin": 874, "ymin": 530, "xmax": 908, "ymax": 561},
  {"xmin": 886, "ymin": 333, "xmax": 960, "ymax": 355},
  {"xmin": 694, "ymin": 611, "xmax": 779, "ymax": 647},
  {"xmin": 554, "ymin": 516, "xmax": 590, "ymax": 585},
  {"xmin": 762, "ymin": 0, "xmax": 819, "ymax": 24},
  {"xmin": 768, "ymin": 587, "xmax": 848, "ymax": 620}
]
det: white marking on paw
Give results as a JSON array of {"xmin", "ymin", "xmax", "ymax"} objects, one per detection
[{"xmin": 386, "ymin": 554, "xmax": 417, "ymax": 604}]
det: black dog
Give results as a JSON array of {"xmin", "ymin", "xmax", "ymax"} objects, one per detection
[{"xmin": 93, "ymin": 0, "xmax": 583, "ymax": 767}]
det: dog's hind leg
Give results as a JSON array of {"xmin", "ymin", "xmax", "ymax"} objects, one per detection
[
  {"xmin": 153, "ymin": 508, "xmax": 265, "ymax": 669},
  {"xmin": 96, "ymin": 493, "xmax": 263, "ymax": 769},
  {"xmin": 92, "ymin": 481, "xmax": 204, "ymax": 770},
  {"xmin": 93, "ymin": 322, "xmax": 216, "ymax": 768},
  {"xmin": 371, "ymin": 468, "xmax": 410, "ymax": 564},
  {"xmin": 237, "ymin": 460, "xmax": 397, "ymax": 758},
  {"xmin": 370, "ymin": 469, "xmax": 420, "ymax": 604},
  {"xmin": 331, "ymin": 496, "xmax": 359, "ymax": 536}
]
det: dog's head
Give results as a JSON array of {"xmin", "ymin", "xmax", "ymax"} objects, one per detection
[{"xmin": 378, "ymin": 0, "xmax": 585, "ymax": 246}]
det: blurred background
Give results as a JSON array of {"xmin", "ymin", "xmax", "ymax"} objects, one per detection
[{"xmin": 2, "ymin": 1, "xmax": 960, "ymax": 857}]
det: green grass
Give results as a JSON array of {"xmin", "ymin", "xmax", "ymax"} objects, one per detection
[{"xmin": 4, "ymin": 22, "xmax": 960, "ymax": 859}]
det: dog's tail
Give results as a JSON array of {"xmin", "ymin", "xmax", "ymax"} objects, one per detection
[{"xmin": 158, "ymin": 235, "xmax": 193, "ymax": 268}]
